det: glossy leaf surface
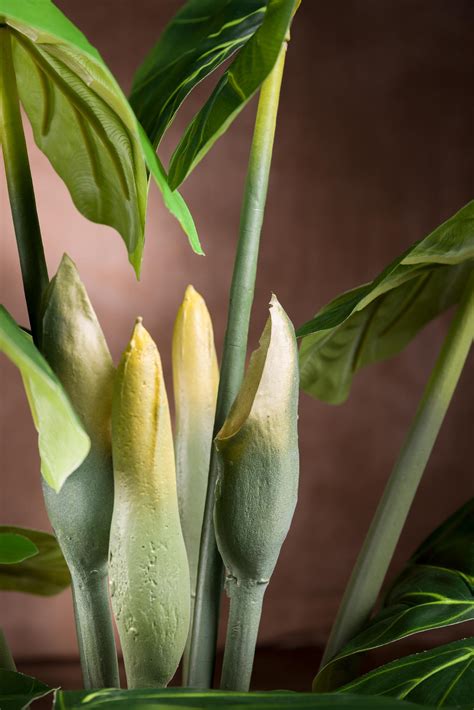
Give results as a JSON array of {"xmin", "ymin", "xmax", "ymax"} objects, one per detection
[
  {"xmin": 131, "ymin": 0, "xmax": 266, "ymax": 148},
  {"xmin": 52, "ymin": 687, "xmax": 462, "ymax": 709},
  {"xmin": 298, "ymin": 202, "xmax": 474, "ymax": 403},
  {"xmin": 0, "ymin": 0, "xmax": 200, "ymax": 275},
  {"xmin": 339, "ymin": 638, "xmax": 474, "ymax": 707},
  {"xmin": 0, "ymin": 526, "xmax": 70, "ymax": 596},
  {"xmin": 0, "ymin": 305, "xmax": 90, "ymax": 491},
  {"xmin": 314, "ymin": 500, "xmax": 474, "ymax": 691},
  {"xmin": 0, "ymin": 669, "xmax": 53, "ymax": 710},
  {"xmin": 0, "ymin": 533, "xmax": 38, "ymax": 565},
  {"xmin": 167, "ymin": 0, "xmax": 297, "ymax": 188}
]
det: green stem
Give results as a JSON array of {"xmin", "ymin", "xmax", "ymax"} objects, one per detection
[
  {"xmin": 186, "ymin": 44, "xmax": 288, "ymax": 689},
  {"xmin": 220, "ymin": 579, "xmax": 267, "ymax": 691},
  {"xmin": 0, "ymin": 628, "xmax": 16, "ymax": 671},
  {"xmin": 320, "ymin": 273, "xmax": 474, "ymax": 671},
  {"xmin": 71, "ymin": 566, "xmax": 120, "ymax": 689},
  {"xmin": 0, "ymin": 28, "xmax": 48, "ymax": 344}
]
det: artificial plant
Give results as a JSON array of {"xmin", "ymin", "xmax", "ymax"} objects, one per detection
[{"xmin": 0, "ymin": 0, "xmax": 473, "ymax": 708}]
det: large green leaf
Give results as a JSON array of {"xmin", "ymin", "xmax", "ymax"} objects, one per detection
[
  {"xmin": 0, "ymin": 533, "xmax": 38, "ymax": 565},
  {"xmin": 0, "ymin": 0, "xmax": 201, "ymax": 276},
  {"xmin": 0, "ymin": 305, "xmax": 90, "ymax": 491},
  {"xmin": 130, "ymin": 0, "xmax": 266, "ymax": 148},
  {"xmin": 298, "ymin": 202, "xmax": 474, "ymax": 404},
  {"xmin": 313, "ymin": 501, "xmax": 474, "ymax": 692},
  {"xmin": 52, "ymin": 688, "xmax": 465, "ymax": 710},
  {"xmin": 338, "ymin": 638, "xmax": 474, "ymax": 707},
  {"xmin": 0, "ymin": 669, "xmax": 53, "ymax": 710},
  {"xmin": 0, "ymin": 526, "xmax": 70, "ymax": 595},
  {"xmin": 167, "ymin": 0, "xmax": 297, "ymax": 189}
]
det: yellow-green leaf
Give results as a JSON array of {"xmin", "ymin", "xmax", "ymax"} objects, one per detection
[
  {"xmin": 0, "ymin": 0, "xmax": 201, "ymax": 275},
  {"xmin": 0, "ymin": 305, "xmax": 90, "ymax": 491}
]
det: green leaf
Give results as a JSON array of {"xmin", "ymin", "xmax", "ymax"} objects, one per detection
[
  {"xmin": 0, "ymin": 533, "xmax": 38, "ymax": 565},
  {"xmin": 52, "ymin": 687, "xmax": 463, "ymax": 710},
  {"xmin": 130, "ymin": 0, "xmax": 267, "ymax": 149},
  {"xmin": 0, "ymin": 526, "xmax": 70, "ymax": 596},
  {"xmin": 314, "ymin": 500, "xmax": 474, "ymax": 692},
  {"xmin": 338, "ymin": 638, "xmax": 474, "ymax": 707},
  {"xmin": 0, "ymin": 669, "xmax": 53, "ymax": 710},
  {"xmin": 0, "ymin": 0, "xmax": 201, "ymax": 275},
  {"xmin": 298, "ymin": 201, "xmax": 474, "ymax": 404},
  {"xmin": 167, "ymin": 0, "xmax": 297, "ymax": 189},
  {"xmin": 0, "ymin": 305, "xmax": 90, "ymax": 491}
]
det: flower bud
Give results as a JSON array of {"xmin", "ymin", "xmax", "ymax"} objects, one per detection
[
  {"xmin": 110, "ymin": 319, "xmax": 190, "ymax": 688},
  {"xmin": 41, "ymin": 253, "xmax": 115, "ymax": 577},
  {"xmin": 214, "ymin": 295, "xmax": 299, "ymax": 585},
  {"xmin": 172, "ymin": 285, "xmax": 218, "ymax": 598}
]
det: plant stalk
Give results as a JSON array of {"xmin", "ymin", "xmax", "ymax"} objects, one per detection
[
  {"xmin": 320, "ymin": 272, "xmax": 474, "ymax": 672},
  {"xmin": 71, "ymin": 566, "xmax": 120, "ymax": 689},
  {"xmin": 220, "ymin": 580, "xmax": 267, "ymax": 691},
  {"xmin": 0, "ymin": 28, "xmax": 48, "ymax": 344},
  {"xmin": 0, "ymin": 628, "xmax": 16, "ymax": 671},
  {"xmin": 186, "ymin": 43, "xmax": 288, "ymax": 689}
]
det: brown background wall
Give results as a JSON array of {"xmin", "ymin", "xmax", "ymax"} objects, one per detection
[{"xmin": 1, "ymin": 0, "xmax": 473, "ymax": 666}]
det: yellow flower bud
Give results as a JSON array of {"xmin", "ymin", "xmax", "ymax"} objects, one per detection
[
  {"xmin": 110, "ymin": 319, "xmax": 190, "ymax": 688},
  {"xmin": 172, "ymin": 285, "xmax": 218, "ymax": 604}
]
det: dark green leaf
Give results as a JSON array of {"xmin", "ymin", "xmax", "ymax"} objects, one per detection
[
  {"xmin": 167, "ymin": 0, "xmax": 297, "ymax": 189},
  {"xmin": 0, "ymin": 305, "xmax": 90, "ymax": 491},
  {"xmin": 314, "ymin": 500, "xmax": 474, "ymax": 691},
  {"xmin": 0, "ymin": 0, "xmax": 200, "ymax": 275},
  {"xmin": 52, "ymin": 687, "xmax": 463, "ymax": 709},
  {"xmin": 0, "ymin": 669, "xmax": 53, "ymax": 710},
  {"xmin": 0, "ymin": 533, "xmax": 38, "ymax": 565},
  {"xmin": 410, "ymin": 499, "xmax": 474, "ymax": 577},
  {"xmin": 298, "ymin": 201, "xmax": 474, "ymax": 404},
  {"xmin": 338, "ymin": 638, "xmax": 474, "ymax": 707},
  {"xmin": 0, "ymin": 526, "xmax": 70, "ymax": 596},
  {"xmin": 130, "ymin": 0, "xmax": 266, "ymax": 148}
]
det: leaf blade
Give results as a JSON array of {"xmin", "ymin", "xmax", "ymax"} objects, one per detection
[
  {"xmin": 0, "ymin": 0, "xmax": 200, "ymax": 273},
  {"xmin": 314, "ymin": 500, "xmax": 474, "ymax": 692},
  {"xmin": 0, "ymin": 669, "xmax": 53, "ymax": 710},
  {"xmin": 130, "ymin": 0, "xmax": 267, "ymax": 148},
  {"xmin": 0, "ymin": 526, "xmax": 70, "ymax": 596},
  {"xmin": 168, "ymin": 0, "xmax": 297, "ymax": 189},
  {"xmin": 0, "ymin": 534, "xmax": 38, "ymax": 565},
  {"xmin": 338, "ymin": 638, "xmax": 474, "ymax": 707},
  {"xmin": 0, "ymin": 305, "xmax": 90, "ymax": 491},
  {"xmin": 52, "ymin": 687, "xmax": 460, "ymax": 709},
  {"xmin": 298, "ymin": 202, "xmax": 474, "ymax": 404}
]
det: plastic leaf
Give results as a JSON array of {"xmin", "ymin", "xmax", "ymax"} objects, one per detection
[
  {"xmin": 338, "ymin": 638, "xmax": 474, "ymax": 707},
  {"xmin": 298, "ymin": 201, "xmax": 474, "ymax": 404},
  {"xmin": 167, "ymin": 0, "xmax": 297, "ymax": 189},
  {"xmin": 0, "ymin": 526, "xmax": 70, "ymax": 596},
  {"xmin": 130, "ymin": 0, "xmax": 266, "ymax": 148},
  {"xmin": 0, "ymin": 305, "xmax": 90, "ymax": 491},
  {"xmin": 0, "ymin": 0, "xmax": 200, "ymax": 275},
  {"xmin": 314, "ymin": 500, "xmax": 474, "ymax": 692}
]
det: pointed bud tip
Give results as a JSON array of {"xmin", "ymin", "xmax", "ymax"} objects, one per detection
[{"xmin": 183, "ymin": 284, "xmax": 205, "ymax": 308}]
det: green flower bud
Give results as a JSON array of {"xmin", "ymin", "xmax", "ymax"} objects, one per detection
[
  {"xmin": 40, "ymin": 253, "xmax": 118, "ymax": 688},
  {"xmin": 214, "ymin": 295, "xmax": 300, "ymax": 586},
  {"xmin": 110, "ymin": 319, "xmax": 190, "ymax": 688}
]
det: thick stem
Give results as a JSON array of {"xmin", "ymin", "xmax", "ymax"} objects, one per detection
[
  {"xmin": 0, "ymin": 628, "xmax": 16, "ymax": 671},
  {"xmin": 0, "ymin": 29, "xmax": 48, "ymax": 344},
  {"xmin": 71, "ymin": 566, "xmax": 120, "ymax": 689},
  {"xmin": 320, "ymin": 273, "xmax": 474, "ymax": 672},
  {"xmin": 220, "ymin": 579, "xmax": 267, "ymax": 691},
  {"xmin": 186, "ymin": 44, "xmax": 288, "ymax": 689}
]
